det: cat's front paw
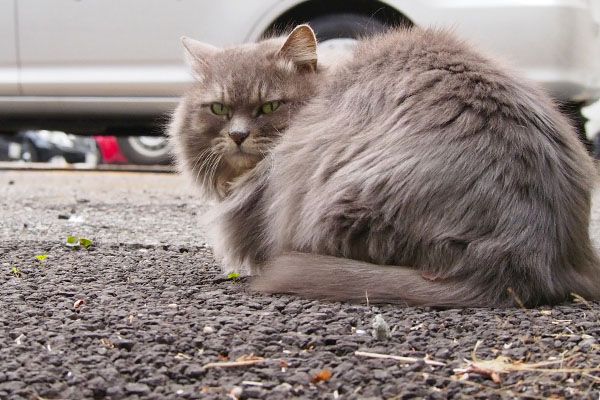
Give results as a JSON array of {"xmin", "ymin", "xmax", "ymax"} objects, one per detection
[{"xmin": 218, "ymin": 253, "xmax": 259, "ymax": 276}]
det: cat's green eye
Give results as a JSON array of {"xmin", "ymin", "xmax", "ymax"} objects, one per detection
[
  {"xmin": 261, "ymin": 100, "xmax": 280, "ymax": 115},
  {"xmin": 210, "ymin": 103, "xmax": 229, "ymax": 116}
]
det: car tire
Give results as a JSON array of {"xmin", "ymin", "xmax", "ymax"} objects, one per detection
[
  {"xmin": 305, "ymin": 14, "xmax": 388, "ymax": 68},
  {"xmin": 308, "ymin": 13, "xmax": 388, "ymax": 41},
  {"xmin": 117, "ymin": 136, "xmax": 171, "ymax": 165}
]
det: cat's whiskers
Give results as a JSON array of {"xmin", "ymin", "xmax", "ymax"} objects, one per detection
[
  {"xmin": 196, "ymin": 151, "xmax": 214, "ymax": 186},
  {"xmin": 207, "ymin": 154, "xmax": 223, "ymax": 191},
  {"xmin": 191, "ymin": 147, "xmax": 211, "ymax": 170},
  {"xmin": 190, "ymin": 148, "xmax": 212, "ymax": 185},
  {"xmin": 199, "ymin": 151, "xmax": 219, "ymax": 189},
  {"xmin": 197, "ymin": 149, "xmax": 217, "ymax": 174}
]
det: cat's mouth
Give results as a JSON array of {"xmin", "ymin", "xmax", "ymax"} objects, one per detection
[
  {"xmin": 225, "ymin": 149, "xmax": 261, "ymax": 171},
  {"xmin": 233, "ymin": 146, "xmax": 247, "ymax": 155},
  {"xmin": 227, "ymin": 143, "xmax": 261, "ymax": 158}
]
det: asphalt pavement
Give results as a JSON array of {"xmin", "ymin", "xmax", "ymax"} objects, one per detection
[{"xmin": 1, "ymin": 170, "xmax": 599, "ymax": 399}]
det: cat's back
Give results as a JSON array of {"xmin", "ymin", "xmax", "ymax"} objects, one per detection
[
  {"xmin": 265, "ymin": 27, "xmax": 597, "ymax": 289},
  {"xmin": 272, "ymin": 27, "xmax": 593, "ymax": 187},
  {"xmin": 328, "ymin": 28, "xmax": 556, "ymax": 135},
  {"xmin": 269, "ymin": 27, "xmax": 592, "ymax": 199}
]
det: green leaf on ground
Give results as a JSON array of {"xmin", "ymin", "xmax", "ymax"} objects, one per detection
[
  {"xmin": 66, "ymin": 236, "xmax": 93, "ymax": 249},
  {"xmin": 36, "ymin": 255, "xmax": 49, "ymax": 261},
  {"xmin": 11, "ymin": 267, "xmax": 20, "ymax": 278},
  {"xmin": 227, "ymin": 273, "xmax": 240, "ymax": 282},
  {"xmin": 66, "ymin": 236, "xmax": 80, "ymax": 247}
]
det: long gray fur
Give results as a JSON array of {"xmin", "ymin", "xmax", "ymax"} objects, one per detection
[{"xmin": 169, "ymin": 26, "xmax": 600, "ymax": 308}]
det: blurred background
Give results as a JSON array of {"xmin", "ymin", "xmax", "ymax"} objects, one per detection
[{"xmin": 1, "ymin": 0, "xmax": 600, "ymax": 168}]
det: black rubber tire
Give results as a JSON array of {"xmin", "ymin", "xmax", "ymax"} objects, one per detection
[
  {"xmin": 307, "ymin": 13, "xmax": 388, "ymax": 41},
  {"xmin": 117, "ymin": 136, "xmax": 171, "ymax": 165}
]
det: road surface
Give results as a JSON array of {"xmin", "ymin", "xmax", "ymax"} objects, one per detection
[{"xmin": 1, "ymin": 170, "xmax": 599, "ymax": 399}]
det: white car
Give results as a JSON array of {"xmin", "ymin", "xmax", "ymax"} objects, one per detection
[{"xmin": 1, "ymin": 0, "xmax": 599, "ymax": 162}]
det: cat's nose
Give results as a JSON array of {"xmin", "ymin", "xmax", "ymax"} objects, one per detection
[{"xmin": 229, "ymin": 130, "xmax": 250, "ymax": 145}]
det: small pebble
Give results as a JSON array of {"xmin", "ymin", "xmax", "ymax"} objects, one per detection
[
  {"xmin": 434, "ymin": 348, "xmax": 451, "ymax": 359},
  {"xmin": 372, "ymin": 314, "xmax": 391, "ymax": 340},
  {"xmin": 203, "ymin": 326, "xmax": 215, "ymax": 334},
  {"xmin": 229, "ymin": 386, "xmax": 242, "ymax": 399},
  {"xmin": 272, "ymin": 383, "xmax": 292, "ymax": 392}
]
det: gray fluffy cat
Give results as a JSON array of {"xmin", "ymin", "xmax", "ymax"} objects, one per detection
[{"xmin": 168, "ymin": 25, "xmax": 600, "ymax": 307}]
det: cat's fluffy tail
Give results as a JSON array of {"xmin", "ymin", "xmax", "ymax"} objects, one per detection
[{"xmin": 252, "ymin": 252, "xmax": 511, "ymax": 308}]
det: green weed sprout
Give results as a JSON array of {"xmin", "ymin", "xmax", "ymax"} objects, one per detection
[
  {"xmin": 227, "ymin": 273, "xmax": 240, "ymax": 282},
  {"xmin": 66, "ymin": 236, "xmax": 93, "ymax": 249}
]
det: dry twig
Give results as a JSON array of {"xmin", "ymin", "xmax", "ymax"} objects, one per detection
[
  {"xmin": 354, "ymin": 350, "xmax": 446, "ymax": 367},
  {"xmin": 203, "ymin": 354, "xmax": 265, "ymax": 369}
]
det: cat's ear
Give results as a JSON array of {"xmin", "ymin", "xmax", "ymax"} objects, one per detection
[
  {"xmin": 181, "ymin": 36, "xmax": 219, "ymax": 80},
  {"xmin": 278, "ymin": 25, "xmax": 318, "ymax": 72}
]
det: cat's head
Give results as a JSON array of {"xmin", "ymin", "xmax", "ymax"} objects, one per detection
[{"xmin": 168, "ymin": 25, "xmax": 320, "ymax": 199}]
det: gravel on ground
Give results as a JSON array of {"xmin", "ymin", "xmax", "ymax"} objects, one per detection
[{"xmin": 1, "ymin": 171, "xmax": 599, "ymax": 399}]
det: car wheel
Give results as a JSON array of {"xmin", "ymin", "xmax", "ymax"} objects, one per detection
[
  {"xmin": 116, "ymin": 136, "xmax": 171, "ymax": 165},
  {"xmin": 308, "ymin": 13, "xmax": 388, "ymax": 41}
]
